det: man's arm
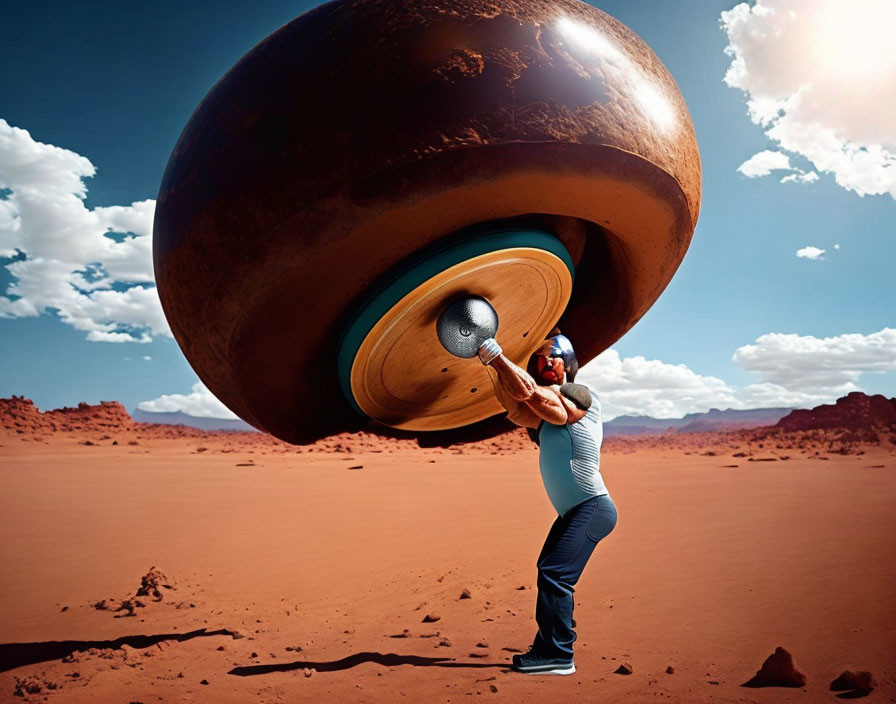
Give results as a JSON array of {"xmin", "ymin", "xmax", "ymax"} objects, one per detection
[
  {"xmin": 486, "ymin": 366, "xmax": 541, "ymax": 428},
  {"xmin": 488, "ymin": 354, "xmax": 586, "ymax": 426}
]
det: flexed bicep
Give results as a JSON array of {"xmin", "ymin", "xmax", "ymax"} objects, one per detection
[{"xmin": 523, "ymin": 386, "xmax": 569, "ymax": 425}]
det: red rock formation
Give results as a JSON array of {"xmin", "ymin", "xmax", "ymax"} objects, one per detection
[
  {"xmin": 776, "ymin": 392, "xmax": 896, "ymax": 432},
  {"xmin": 0, "ymin": 396, "xmax": 42, "ymax": 434},
  {"xmin": 0, "ymin": 396, "xmax": 134, "ymax": 436}
]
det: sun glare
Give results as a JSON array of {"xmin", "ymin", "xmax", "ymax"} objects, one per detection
[
  {"xmin": 809, "ymin": 1, "xmax": 896, "ymax": 82},
  {"xmin": 555, "ymin": 16, "xmax": 678, "ymax": 134}
]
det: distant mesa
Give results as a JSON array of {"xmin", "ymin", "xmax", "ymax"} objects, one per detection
[
  {"xmin": 604, "ymin": 406, "xmax": 795, "ymax": 437},
  {"xmin": 776, "ymin": 391, "xmax": 896, "ymax": 432},
  {"xmin": 0, "ymin": 395, "xmax": 257, "ymax": 436},
  {"xmin": 676, "ymin": 407, "xmax": 796, "ymax": 433},
  {"xmin": 130, "ymin": 408, "xmax": 256, "ymax": 432},
  {"xmin": 603, "ymin": 393, "xmax": 896, "ymax": 437},
  {"xmin": 0, "ymin": 395, "xmax": 134, "ymax": 436}
]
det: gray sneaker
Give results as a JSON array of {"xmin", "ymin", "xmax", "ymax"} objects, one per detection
[{"xmin": 511, "ymin": 649, "xmax": 576, "ymax": 675}]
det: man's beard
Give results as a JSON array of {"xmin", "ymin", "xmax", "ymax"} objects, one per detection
[{"xmin": 537, "ymin": 369, "xmax": 563, "ymax": 385}]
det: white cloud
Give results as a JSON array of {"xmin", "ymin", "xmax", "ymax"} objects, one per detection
[
  {"xmin": 0, "ymin": 118, "xmax": 167, "ymax": 342},
  {"xmin": 780, "ymin": 171, "xmax": 818, "ymax": 184},
  {"xmin": 576, "ymin": 328, "xmax": 895, "ymax": 419},
  {"xmin": 737, "ymin": 149, "xmax": 792, "ymax": 177},
  {"xmin": 735, "ymin": 382, "xmax": 853, "ymax": 409},
  {"xmin": 732, "ymin": 328, "xmax": 896, "ymax": 390},
  {"xmin": 721, "ymin": 0, "xmax": 896, "ymax": 198},
  {"xmin": 577, "ymin": 349, "xmax": 740, "ymax": 420},
  {"xmin": 795, "ymin": 245, "xmax": 825, "ymax": 260},
  {"xmin": 137, "ymin": 381, "xmax": 238, "ymax": 420},
  {"xmin": 736, "ymin": 149, "xmax": 819, "ymax": 183}
]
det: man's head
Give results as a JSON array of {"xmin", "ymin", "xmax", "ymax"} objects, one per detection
[{"xmin": 529, "ymin": 333, "xmax": 578, "ymax": 386}]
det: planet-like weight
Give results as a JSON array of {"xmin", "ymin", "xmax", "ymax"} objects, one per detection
[{"xmin": 153, "ymin": 0, "xmax": 701, "ymax": 443}]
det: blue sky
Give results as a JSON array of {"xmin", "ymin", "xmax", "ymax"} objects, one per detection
[{"xmin": 1, "ymin": 0, "xmax": 894, "ymax": 421}]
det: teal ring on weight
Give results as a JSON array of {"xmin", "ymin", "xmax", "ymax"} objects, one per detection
[{"xmin": 336, "ymin": 227, "xmax": 575, "ymax": 419}]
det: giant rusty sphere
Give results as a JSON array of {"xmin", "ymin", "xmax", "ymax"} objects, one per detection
[{"xmin": 153, "ymin": 0, "xmax": 701, "ymax": 444}]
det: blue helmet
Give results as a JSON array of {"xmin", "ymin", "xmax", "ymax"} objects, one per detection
[{"xmin": 529, "ymin": 333, "xmax": 578, "ymax": 383}]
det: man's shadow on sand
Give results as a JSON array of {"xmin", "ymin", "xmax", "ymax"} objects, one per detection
[
  {"xmin": 0, "ymin": 628, "xmax": 236, "ymax": 672},
  {"xmin": 228, "ymin": 652, "xmax": 507, "ymax": 676}
]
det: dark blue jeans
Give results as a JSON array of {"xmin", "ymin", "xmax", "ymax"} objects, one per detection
[{"xmin": 531, "ymin": 493, "xmax": 618, "ymax": 659}]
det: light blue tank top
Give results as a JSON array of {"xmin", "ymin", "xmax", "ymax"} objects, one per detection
[{"xmin": 537, "ymin": 383, "xmax": 608, "ymax": 517}]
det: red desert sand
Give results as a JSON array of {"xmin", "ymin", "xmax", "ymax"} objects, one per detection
[{"xmin": 1, "ymin": 396, "xmax": 895, "ymax": 703}]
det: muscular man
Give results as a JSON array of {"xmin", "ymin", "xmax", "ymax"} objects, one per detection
[{"xmin": 477, "ymin": 331, "xmax": 618, "ymax": 676}]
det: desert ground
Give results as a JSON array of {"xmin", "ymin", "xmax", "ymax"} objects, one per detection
[{"xmin": 2, "ymin": 420, "xmax": 895, "ymax": 704}]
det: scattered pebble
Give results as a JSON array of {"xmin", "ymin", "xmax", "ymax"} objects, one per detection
[
  {"xmin": 13, "ymin": 675, "xmax": 58, "ymax": 696},
  {"xmin": 459, "ymin": 589, "xmax": 472, "ymax": 599},
  {"xmin": 422, "ymin": 613, "xmax": 441, "ymax": 623},
  {"xmin": 136, "ymin": 566, "xmax": 174, "ymax": 601},
  {"xmin": 614, "ymin": 663, "xmax": 633, "ymax": 675},
  {"xmin": 830, "ymin": 670, "xmax": 875, "ymax": 694},
  {"xmin": 743, "ymin": 646, "xmax": 806, "ymax": 688}
]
